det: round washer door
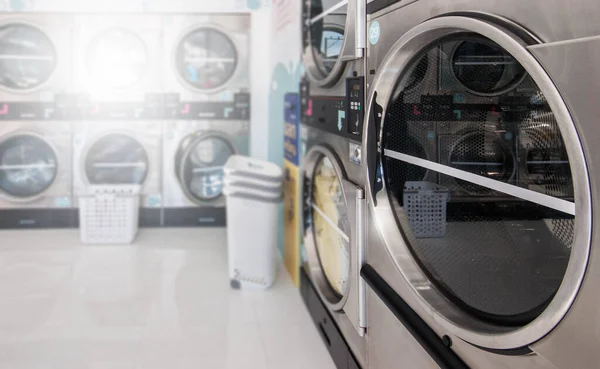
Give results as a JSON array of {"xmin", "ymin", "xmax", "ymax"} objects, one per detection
[
  {"xmin": 364, "ymin": 16, "xmax": 591, "ymax": 349},
  {"xmin": 302, "ymin": 0, "xmax": 353, "ymax": 87},
  {"xmin": 0, "ymin": 134, "xmax": 58, "ymax": 200},
  {"xmin": 174, "ymin": 27, "xmax": 238, "ymax": 92},
  {"xmin": 177, "ymin": 134, "xmax": 236, "ymax": 204},
  {"xmin": 84, "ymin": 133, "xmax": 148, "ymax": 185},
  {"xmin": 85, "ymin": 28, "xmax": 148, "ymax": 90},
  {"xmin": 303, "ymin": 145, "xmax": 352, "ymax": 311},
  {"xmin": 0, "ymin": 23, "xmax": 57, "ymax": 92}
]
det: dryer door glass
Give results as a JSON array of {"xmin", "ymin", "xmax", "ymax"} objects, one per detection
[
  {"xmin": 306, "ymin": 0, "xmax": 347, "ymax": 78},
  {"xmin": 85, "ymin": 134, "xmax": 148, "ymax": 185},
  {"xmin": 85, "ymin": 28, "xmax": 148, "ymax": 90},
  {"xmin": 311, "ymin": 155, "xmax": 350, "ymax": 297},
  {"xmin": 0, "ymin": 24, "xmax": 56, "ymax": 91},
  {"xmin": 180, "ymin": 136, "xmax": 235, "ymax": 202},
  {"xmin": 175, "ymin": 28, "xmax": 238, "ymax": 91},
  {"xmin": 379, "ymin": 36, "xmax": 575, "ymax": 326},
  {"xmin": 0, "ymin": 134, "xmax": 57, "ymax": 198}
]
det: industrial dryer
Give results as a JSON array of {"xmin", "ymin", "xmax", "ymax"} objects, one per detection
[
  {"xmin": 300, "ymin": 0, "xmax": 367, "ymax": 368},
  {"xmin": 362, "ymin": 0, "xmax": 600, "ymax": 368}
]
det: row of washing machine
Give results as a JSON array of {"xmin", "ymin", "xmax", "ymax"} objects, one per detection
[
  {"xmin": 0, "ymin": 120, "xmax": 249, "ymax": 228},
  {"xmin": 0, "ymin": 13, "xmax": 250, "ymax": 104},
  {"xmin": 300, "ymin": 0, "xmax": 600, "ymax": 369}
]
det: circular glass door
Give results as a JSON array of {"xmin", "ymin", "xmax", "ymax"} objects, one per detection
[
  {"xmin": 311, "ymin": 154, "xmax": 351, "ymax": 297},
  {"xmin": 85, "ymin": 28, "xmax": 148, "ymax": 90},
  {"xmin": 85, "ymin": 134, "xmax": 148, "ymax": 185},
  {"xmin": 179, "ymin": 135, "xmax": 235, "ymax": 203},
  {"xmin": 303, "ymin": 0, "xmax": 348, "ymax": 86},
  {"xmin": 175, "ymin": 27, "xmax": 238, "ymax": 91},
  {"xmin": 367, "ymin": 17, "xmax": 591, "ymax": 348},
  {"xmin": 0, "ymin": 24, "xmax": 56, "ymax": 91},
  {"xmin": 0, "ymin": 134, "xmax": 57, "ymax": 199}
]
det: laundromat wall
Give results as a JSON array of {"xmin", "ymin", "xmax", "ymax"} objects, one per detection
[{"xmin": 0, "ymin": 0, "xmax": 302, "ymax": 236}]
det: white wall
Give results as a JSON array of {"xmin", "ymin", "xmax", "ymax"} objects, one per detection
[
  {"xmin": 0, "ymin": 0, "xmax": 257, "ymax": 12},
  {"xmin": 266, "ymin": 0, "xmax": 302, "ymax": 166},
  {"xmin": 249, "ymin": 5, "xmax": 272, "ymax": 160}
]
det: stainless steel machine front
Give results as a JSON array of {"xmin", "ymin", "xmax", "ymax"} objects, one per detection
[
  {"xmin": 300, "ymin": 1, "xmax": 368, "ymax": 367},
  {"xmin": 363, "ymin": 0, "xmax": 600, "ymax": 368}
]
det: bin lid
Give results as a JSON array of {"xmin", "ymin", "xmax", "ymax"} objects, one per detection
[
  {"xmin": 223, "ymin": 186, "xmax": 283, "ymax": 204},
  {"xmin": 224, "ymin": 176, "xmax": 282, "ymax": 193},
  {"xmin": 224, "ymin": 155, "xmax": 283, "ymax": 183}
]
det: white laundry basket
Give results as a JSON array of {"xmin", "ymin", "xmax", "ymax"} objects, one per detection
[
  {"xmin": 224, "ymin": 187, "xmax": 282, "ymax": 290},
  {"xmin": 78, "ymin": 185, "xmax": 141, "ymax": 244}
]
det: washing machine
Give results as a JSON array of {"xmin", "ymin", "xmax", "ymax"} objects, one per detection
[
  {"xmin": 72, "ymin": 121, "xmax": 162, "ymax": 227},
  {"xmin": 300, "ymin": 1, "xmax": 367, "ymax": 368},
  {"xmin": 0, "ymin": 121, "xmax": 75, "ymax": 228},
  {"xmin": 362, "ymin": 1, "xmax": 600, "ymax": 368},
  {"xmin": 73, "ymin": 14, "xmax": 162, "ymax": 119},
  {"xmin": 161, "ymin": 14, "xmax": 250, "ymax": 120},
  {"xmin": 0, "ymin": 14, "xmax": 73, "ymax": 119},
  {"xmin": 162, "ymin": 120, "xmax": 249, "ymax": 227}
]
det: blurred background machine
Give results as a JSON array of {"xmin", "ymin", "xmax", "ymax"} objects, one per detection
[{"xmin": 162, "ymin": 120, "xmax": 249, "ymax": 227}]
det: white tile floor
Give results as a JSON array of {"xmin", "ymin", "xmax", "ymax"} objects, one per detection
[{"xmin": 0, "ymin": 228, "xmax": 336, "ymax": 369}]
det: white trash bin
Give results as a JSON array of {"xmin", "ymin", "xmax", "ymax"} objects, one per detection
[
  {"xmin": 223, "ymin": 156, "xmax": 283, "ymax": 290},
  {"xmin": 223, "ymin": 155, "xmax": 284, "ymax": 184}
]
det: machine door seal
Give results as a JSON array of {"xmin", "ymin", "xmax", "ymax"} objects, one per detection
[
  {"xmin": 174, "ymin": 26, "xmax": 239, "ymax": 93},
  {"xmin": 84, "ymin": 133, "xmax": 149, "ymax": 185},
  {"xmin": 0, "ymin": 23, "xmax": 57, "ymax": 92},
  {"xmin": 302, "ymin": 0, "xmax": 359, "ymax": 88},
  {"xmin": 177, "ymin": 132, "xmax": 236, "ymax": 204},
  {"xmin": 0, "ymin": 133, "xmax": 58, "ymax": 200}
]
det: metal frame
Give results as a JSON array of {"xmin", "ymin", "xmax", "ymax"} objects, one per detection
[{"xmin": 363, "ymin": 15, "xmax": 592, "ymax": 350}]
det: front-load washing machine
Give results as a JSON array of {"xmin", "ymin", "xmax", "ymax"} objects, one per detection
[
  {"xmin": 0, "ymin": 121, "xmax": 74, "ymax": 228},
  {"xmin": 300, "ymin": 1, "xmax": 367, "ymax": 368},
  {"xmin": 73, "ymin": 14, "xmax": 162, "ymax": 119},
  {"xmin": 362, "ymin": 1, "xmax": 600, "ymax": 368},
  {"xmin": 73, "ymin": 121, "xmax": 162, "ymax": 227},
  {"xmin": 161, "ymin": 14, "xmax": 250, "ymax": 120},
  {"xmin": 303, "ymin": 0, "xmax": 364, "ymax": 98},
  {"xmin": 0, "ymin": 14, "xmax": 73, "ymax": 119},
  {"xmin": 162, "ymin": 120, "xmax": 249, "ymax": 227}
]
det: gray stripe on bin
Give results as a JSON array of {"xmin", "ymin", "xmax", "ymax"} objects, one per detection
[
  {"xmin": 224, "ymin": 179, "xmax": 282, "ymax": 193},
  {"xmin": 225, "ymin": 190, "xmax": 283, "ymax": 204},
  {"xmin": 224, "ymin": 169, "xmax": 283, "ymax": 184}
]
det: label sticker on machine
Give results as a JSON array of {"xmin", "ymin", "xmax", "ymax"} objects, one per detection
[
  {"xmin": 369, "ymin": 21, "xmax": 381, "ymax": 45},
  {"xmin": 349, "ymin": 142, "xmax": 362, "ymax": 165},
  {"xmin": 146, "ymin": 195, "xmax": 162, "ymax": 208},
  {"xmin": 55, "ymin": 197, "xmax": 72, "ymax": 208}
]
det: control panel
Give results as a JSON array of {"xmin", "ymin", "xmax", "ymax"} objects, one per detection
[
  {"xmin": 300, "ymin": 77, "xmax": 363, "ymax": 142},
  {"xmin": 346, "ymin": 77, "xmax": 365, "ymax": 137},
  {"xmin": 0, "ymin": 92, "xmax": 251, "ymax": 121}
]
